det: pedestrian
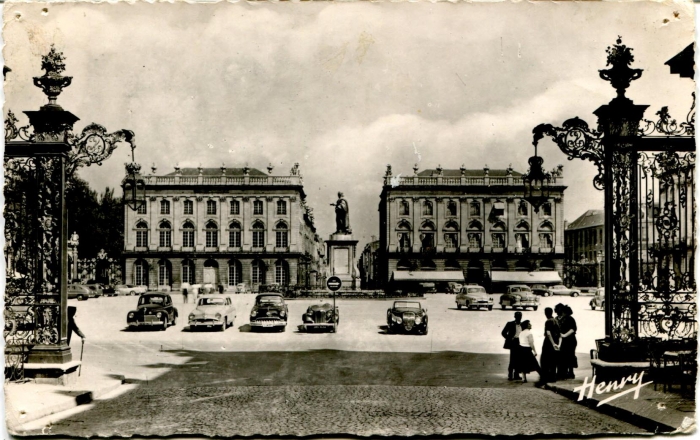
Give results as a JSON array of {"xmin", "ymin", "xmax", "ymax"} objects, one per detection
[
  {"xmin": 558, "ymin": 304, "xmax": 578, "ymax": 379},
  {"xmin": 67, "ymin": 306, "xmax": 86, "ymax": 345},
  {"xmin": 183, "ymin": 288, "xmax": 188, "ymax": 304},
  {"xmin": 501, "ymin": 311, "xmax": 523, "ymax": 381},
  {"xmin": 516, "ymin": 320, "xmax": 545, "ymax": 386},
  {"xmin": 540, "ymin": 307, "xmax": 560, "ymax": 383}
]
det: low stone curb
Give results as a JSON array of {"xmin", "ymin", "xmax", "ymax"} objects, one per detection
[
  {"xmin": 545, "ymin": 382, "xmax": 677, "ymax": 434},
  {"xmin": 6, "ymin": 375, "xmax": 126, "ymax": 433}
]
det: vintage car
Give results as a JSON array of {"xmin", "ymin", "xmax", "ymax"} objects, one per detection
[
  {"xmin": 590, "ymin": 288, "xmax": 605, "ymax": 310},
  {"xmin": 530, "ymin": 284, "xmax": 550, "ymax": 296},
  {"xmin": 188, "ymin": 295, "xmax": 236, "ymax": 331},
  {"xmin": 249, "ymin": 293, "xmax": 288, "ymax": 331},
  {"xmin": 545, "ymin": 284, "xmax": 582, "ymax": 297},
  {"xmin": 236, "ymin": 283, "xmax": 249, "ymax": 293},
  {"xmin": 68, "ymin": 284, "xmax": 92, "ymax": 301},
  {"xmin": 301, "ymin": 302, "xmax": 339, "ymax": 332},
  {"xmin": 447, "ymin": 282, "xmax": 464, "ymax": 294},
  {"xmin": 386, "ymin": 300, "xmax": 429, "ymax": 335},
  {"xmin": 86, "ymin": 284, "xmax": 104, "ymax": 298},
  {"xmin": 126, "ymin": 293, "xmax": 178, "ymax": 330},
  {"xmin": 499, "ymin": 285, "xmax": 539, "ymax": 311},
  {"xmin": 116, "ymin": 284, "xmax": 148, "ymax": 296},
  {"xmin": 456, "ymin": 285, "xmax": 493, "ymax": 310}
]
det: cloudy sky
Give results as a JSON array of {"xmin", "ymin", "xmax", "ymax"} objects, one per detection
[{"xmin": 3, "ymin": 1, "xmax": 695, "ymax": 248}]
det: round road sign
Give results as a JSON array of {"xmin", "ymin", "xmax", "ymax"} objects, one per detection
[{"xmin": 326, "ymin": 276, "xmax": 342, "ymax": 291}]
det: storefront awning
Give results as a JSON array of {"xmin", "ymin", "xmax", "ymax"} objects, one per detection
[
  {"xmin": 490, "ymin": 271, "xmax": 562, "ymax": 284},
  {"xmin": 391, "ymin": 271, "xmax": 465, "ymax": 282}
]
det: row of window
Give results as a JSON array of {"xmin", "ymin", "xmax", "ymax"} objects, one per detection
[
  {"xmin": 396, "ymin": 219, "xmax": 554, "ymax": 232},
  {"xmin": 139, "ymin": 199, "xmax": 289, "ymax": 216},
  {"xmin": 135, "ymin": 220, "xmax": 288, "ymax": 249},
  {"xmin": 134, "ymin": 260, "xmax": 290, "ymax": 286},
  {"xmin": 397, "ymin": 232, "xmax": 554, "ymax": 250},
  {"xmin": 397, "ymin": 200, "xmax": 553, "ymax": 217}
]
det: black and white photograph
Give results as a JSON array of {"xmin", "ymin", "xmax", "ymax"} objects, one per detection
[{"xmin": 2, "ymin": 0, "xmax": 697, "ymax": 437}]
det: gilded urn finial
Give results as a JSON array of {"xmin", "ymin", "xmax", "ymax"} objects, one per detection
[
  {"xmin": 33, "ymin": 45, "xmax": 73, "ymax": 107},
  {"xmin": 599, "ymin": 36, "xmax": 643, "ymax": 99}
]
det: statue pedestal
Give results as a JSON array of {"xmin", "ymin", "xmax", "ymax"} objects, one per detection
[{"xmin": 326, "ymin": 233, "xmax": 359, "ymax": 290}]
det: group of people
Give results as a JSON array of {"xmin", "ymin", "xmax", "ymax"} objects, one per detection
[{"xmin": 501, "ymin": 304, "xmax": 578, "ymax": 386}]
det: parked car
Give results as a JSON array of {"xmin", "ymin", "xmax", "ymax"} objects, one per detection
[
  {"xmin": 115, "ymin": 284, "xmax": 147, "ymax": 296},
  {"xmin": 249, "ymin": 293, "xmax": 288, "ymax": 331},
  {"xmin": 86, "ymin": 280, "xmax": 116, "ymax": 296},
  {"xmin": 456, "ymin": 285, "xmax": 493, "ymax": 310},
  {"xmin": 68, "ymin": 284, "xmax": 92, "ymax": 301},
  {"xmin": 301, "ymin": 302, "xmax": 339, "ymax": 332},
  {"xmin": 545, "ymin": 284, "xmax": 582, "ymax": 297},
  {"xmin": 126, "ymin": 293, "xmax": 178, "ymax": 330},
  {"xmin": 86, "ymin": 284, "xmax": 104, "ymax": 298},
  {"xmin": 386, "ymin": 300, "xmax": 429, "ymax": 335},
  {"xmin": 236, "ymin": 283, "xmax": 249, "ymax": 293},
  {"xmin": 188, "ymin": 295, "xmax": 236, "ymax": 331},
  {"xmin": 590, "ymin": 288, "xmax": 605, "ymax": 310},
  {"xmin": 530, "ymin": 284, "xmax": 550, "ymax": 296},
  {"xmin": 447, "ymin": 282, "xmax": 463, "ymax": 294},
  {"xmin": 499, "ymin": 285, "xmax": 539, "ymax": 311}
]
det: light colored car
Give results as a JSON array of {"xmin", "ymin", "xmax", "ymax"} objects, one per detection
[
  {"xmin": 590, "ymin": 288, "xmax": 605, "ymax": 310},
  {"xmin": 456, "ymin": 285, "xmax": 493, "ymax": 310},
  {"xmin": 67, "ymin": 284, "xmax": 92, "ymax": 301},
  {"xmin": 447, "ymin": 282, "xmax": 463, "ymax": 294},
  {"xmin": 236, "ymin": 283, "xmax": 248, "ymax": 293},
  {"xmin": 188, "ymin": 295, "xmax": 237, "ymax": 331},
  {"xmin": 115, "ymin": 284, "xmax": 148, "ymax": 296},
  {"xmin": 545, "ymin": 284, "xmax": 582, "ymax": 297}
]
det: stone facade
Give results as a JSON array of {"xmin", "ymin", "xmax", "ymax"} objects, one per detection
[
  {"xmin": 122, "ymin": 165, "xmax": 325, "ymax": 292},
  {"xmin": 377, "ymin": 165, "xmax": 567, "ymax": 289}
]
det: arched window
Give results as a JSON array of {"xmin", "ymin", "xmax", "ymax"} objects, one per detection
[
  {"xmin": 230, "ymin": 199, "xmax": 240, "ymax": 215},
  {"xmin": 205, "ymin": 221, "xmax": 218, "ymax": 247},
  {"xmin": 251, "ymin": 260, "xmax": 266, "ymax": 284},
  {"xmin": 206, "ymin": 200, "xmax": 217, "ymax": 215},
  {"xmin": 443, "ymin": 221, "xmax": 459, "ymax": 249},
  {"xmin": 275, "ymin": 221, "xmax": 288, "ymax": 248},
  {"xmin": 137, "ymin": 202, "xmax": 147, "ymax": 215},
  {"xmin": 276, "ymin": 200, "xmax": 287, "ymax": 215},
  {"xmin": 183, "ymin": 200, "xmax": 193, "ymax": 215},
  {"xmin": 539, "ymin": 221, "xmax": 554, "ymax": 231},
  {"xmin": 399, "ymin": 200, "xmax": 410, "ymax": 216},
  {"xmin": 468, "ymin": 220, "xmax": 483, "ymax": 231},
  {"xmin": 181, "ymin": 259, "xmax": 195, "ymax": 284},
  {"xmin": 397, "ymin": 221, "xmax": 411, "ymax": 251},
  {"xmin": 491, "ymin": 221, "xmax": 506, "ymax": 249},
  {"xmin": 253, "ymin": 200, "xmax": 263, "ymax": 215},
  {"xmin": 135, "ymin": 221, "xmax": 148, "ymax": 248},
  {"xmin": 160, "ymin": 200, "xmax": 170, "ymax": 215},
  {"xmin": 134, "ymin": 260, "xmax": 148, "ymax": 286},
  {"xmin": 542, "ymin": 202, "xmax": 552, "ymax": 217},
  {"xmin": 420, "ymin": 221, "xmax": 435, "ymax": 252},
  {"xmin": 182, "ymin": 221, "xmax": 195, "ymax": 248},
  {"xmin": 252, "ymin": 221, "xmax": 265, "ymax": 248},
  {"xmin": 422, "ymin": 201, "xmax": 433, "ymax": 216},
  {"xmin": 228, "ymin": 221, "xmax": 241, "ymax": 248},
  {"xmin": 228, "ymin": 260, "xmax": 242, "ymax": 286},
  {"xmin": 159, "ymin": 221, "xmax": 172, "ymax": 247},
  {"xmin": 447, "ymin": 200, "xmax": 457, "ymax": 217},
  {"xmin": 158, "ymin": 259, "xmax": 172, "ymax": 286},
  {"xmin": 275, "ymin": 260, "xmax": 290, "ymax": 286}
]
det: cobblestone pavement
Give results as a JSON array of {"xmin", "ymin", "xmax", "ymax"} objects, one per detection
[{"xmin": 35, "ymin": 385, "xmax": 643, "ymax": 437}]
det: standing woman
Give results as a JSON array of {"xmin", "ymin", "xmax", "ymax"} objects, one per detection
[
  {"xmin": 540, "ymin": 307, "xmax": 560, "ymax": 383},
  {"xmin": 517, "ymin": 320, "xmax": 545, "ymax": 387},
  {"xmin": 559, "ymin": 305, "xmax": 578, "ymax": 379}
]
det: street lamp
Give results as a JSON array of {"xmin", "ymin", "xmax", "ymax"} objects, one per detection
[
  {"xmin": 122, "ymin": 142, "xmax": 146, "ymax": 212},
  {"xmin": 522, "ymin": 143, "xmax": 552, "ymax": 213}
]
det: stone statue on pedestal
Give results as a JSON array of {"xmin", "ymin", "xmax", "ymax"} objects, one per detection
[{"xmin": 330, "ymin": 192, "xmax": 351, "ymax": 234}]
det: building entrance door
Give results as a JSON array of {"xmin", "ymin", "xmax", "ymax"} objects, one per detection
[{"xmin": 203, "ymin": 267, "xmax": 217, "ymax": 285}]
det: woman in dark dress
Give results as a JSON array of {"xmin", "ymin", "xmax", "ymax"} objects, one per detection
[
  {"xmin": 558, "ymin": 305, "xmax": 578, "ymax": 379},
  {"xmin": 540, "ymin": 307, "xmax": 560, "ymax": 383}
]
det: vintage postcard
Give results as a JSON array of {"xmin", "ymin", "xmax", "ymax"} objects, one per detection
[{"xmin": 2, "ymin": 0, "xmax": 697, "ymax": 438}]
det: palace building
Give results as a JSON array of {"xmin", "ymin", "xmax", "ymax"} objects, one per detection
[
  {"xmin": 377, "ymin": 164, "xmax": 567, "ymax": 292},
  {"xmin": 123, "ymin": 164, "xmax": 325, "ymax": 292}
]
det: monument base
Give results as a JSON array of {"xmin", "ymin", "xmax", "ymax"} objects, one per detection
[{"xmin": 326, "ymin": 233, "xmax": 359, "ymax": 290}]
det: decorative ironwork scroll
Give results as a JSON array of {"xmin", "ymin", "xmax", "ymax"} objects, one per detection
[
  {"xmin": 639, "ymin": 92, "xmax": 695, "ymax": 137},
  {"xmin": 66, "ymin": 124, "xmax": 136, "ymax": 176}
]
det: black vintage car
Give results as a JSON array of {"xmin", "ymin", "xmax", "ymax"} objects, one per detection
[
  {"xmin": 301, "ymin": 303, "xmax": 339, "ymax": 332},
  {"xmin": 126, "ymin": 293, "xmax": 178, "ymax": 330},
  {"xmin": 386, "ymin": 300, "xmax": 428, "ymax": 335},
  {"xmin": 249, "ymin": 293, "xmax": 288, "ymax": 331}
]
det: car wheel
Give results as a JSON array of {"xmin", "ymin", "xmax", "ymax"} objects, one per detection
[
  {"xmin": 501, "ymin": 304, "xmax": 506, "ymax": 310},
  {"xmin": 457, "ymin": 304, "xmax": 462, "ymax": 310},
  {"xmin": 572, "ymin": 292, "xmax": 579, "ymax": 297},
  {"xmin": 591, "ymin": 305, "xmax": 596, "ymax": 310},
  {"xmin": 220, "ymin": 319, "xmax": 227, "ymax": 332},
  {"xmin": 78, "ymin": 295, "xmax": 85, "ymax": 301},
  {"xmin": 386, "ymin": 324, "xmax": 393, "ymax": 334},
  {"xmin": 533, "ymin": 306, "xmax": 538, "ymax": 311},
  {"xmin": 488, "ymin": 306, "xmax": 493, "ymax": 311},
  {"xmin": 423, "ymin": 326, "xmax": 429, "ymax": 335}
]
